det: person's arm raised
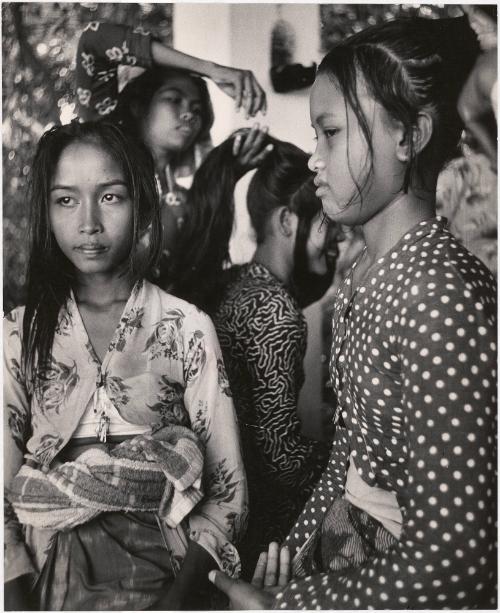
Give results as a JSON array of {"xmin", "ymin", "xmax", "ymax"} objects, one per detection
[
  {"xmin": 151, "ymin": 41, "xmax": 267, "ymax": 118},
  {"xmin": 76, "ymin": 22, "xmax": 267, "ymax": 121}
]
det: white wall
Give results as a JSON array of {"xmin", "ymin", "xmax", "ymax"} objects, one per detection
[{"xmin": 173, "ymin": 4, "xmax": 327, "ymax": 436}]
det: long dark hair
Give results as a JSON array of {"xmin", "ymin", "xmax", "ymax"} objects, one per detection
[
  {"xmin": 290, "ymin": 178, "xmax": 329, "ymax": 306},
  {"xmin": 22, "ymin": 121, "xmax": 162, "ymax": 381},
  {"xmin": 167, "ymin": 134, "xmax": 238, "ymax": 313},
  {"xmin": 247, "ymin": 139, "xmax": 313, "ymax": 243},
  {"xmin": 169, "ymin": 133, "xmax": 322, "ymax": 313},
  {"xmin": 318, "ymin": 15, "xmax": 481, "ymax": 202}
]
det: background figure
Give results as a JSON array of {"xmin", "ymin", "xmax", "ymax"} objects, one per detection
[
  {"xmin": 209, "ymin": 14, "xmax": 497, "ymax": 609},
  {"xmin": 174, "ymin": 134, "xmax": 340, "ymax": 577},
  {"xmin": 458, "ymin": 5, "xmax": 497, "ymax": 170},
  {"xmin": 215, "ymin": 166, "xmax": 337, "ymax": 578},
  {"xmin": 4, "ymin": 121, "xmax": 247, "ymax": 610}
]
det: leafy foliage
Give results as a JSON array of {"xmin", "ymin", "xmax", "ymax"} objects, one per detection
[{"xmin": 320, "ymin": 3, "xmax": 464, "ymax": 50}]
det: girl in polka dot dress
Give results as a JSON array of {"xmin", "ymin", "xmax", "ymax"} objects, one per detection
[{"xmin": 208, "ymin": 14, "xmax": 497, "ymax": 610}]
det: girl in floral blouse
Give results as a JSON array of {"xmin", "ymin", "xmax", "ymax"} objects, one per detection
[
  {"xmin": 208, "ymin": 14, "xmax": 496, "ymax": 610},
  {"xmin": 4, "ymin": 121, "xmax": 247, "ymax": 610},
  {"xmin": 75, "ymin": 21, "xmax": 267, "ymax": 269}
]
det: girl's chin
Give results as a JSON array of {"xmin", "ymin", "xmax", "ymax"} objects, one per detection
[
  {"xmin": 323, "ymin": 201, "xmax": 346, "ymax": 221},
  {"xmin": 323, "ymin": 199, "xmax": 360, "ymax": 226},
  {"xmin": 165, "ymin": 133, "xmax": 198, "ymax": 153}
]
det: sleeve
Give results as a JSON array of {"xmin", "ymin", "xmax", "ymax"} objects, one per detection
[
  {"xmin": 3, "ymin": 310, "xmax": 35, "ymax": 583},
  {"xmin": 242, "ymin": 295, "xmax": 329, "ymax": 495},
  {"xmin": 274, "ymin": 280, "xmax": 497, "ymax": 609},
  {"xmin": 75, "ymin": 22, "xmax": 153, "ymax": 120},
  {"xmin": 182, "ymin": 311, "xmax": 248, "ymax": 578}
]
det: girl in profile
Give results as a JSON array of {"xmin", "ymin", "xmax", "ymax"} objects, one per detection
[{"xmin": 208, "ymin": 14, "xmax": 497, "ymax": 610}]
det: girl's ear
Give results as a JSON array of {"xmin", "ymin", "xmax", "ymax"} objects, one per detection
[
  {"xmin": 277, "ymin": 206, "xmax": 298, "ymax": 238},
  {"xmin": 396, "ymin": 112, "xmax": 434, "ymax": 162}
]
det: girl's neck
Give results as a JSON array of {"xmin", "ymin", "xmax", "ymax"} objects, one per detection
[
  {"xmin": 253, "ymin": 241, "xmax": 293, "ymax": 286},
  {"xmin": 74, "ymin": 272, "xmax": 134, "ymax": 308},
  {"xmin": 361, "ymin": 188, "xmax": 436, "ymax": 264},
  {"xmin": 151, "ymin": 148, "xmax": 173, "ymax": 176}
]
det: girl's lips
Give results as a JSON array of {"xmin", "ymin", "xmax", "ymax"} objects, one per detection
[
  {"xmin": 74, "ymin": 245, "xmax": 107, "ymax": 254},
  {"xmin": 177, "ymin": 125, "xmax": 193, "ymax": 136}
]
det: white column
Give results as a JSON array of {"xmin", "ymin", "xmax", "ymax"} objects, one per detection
[{"xmin": 173, "ymin": 3, "xmax": 237, "ymax": 145}]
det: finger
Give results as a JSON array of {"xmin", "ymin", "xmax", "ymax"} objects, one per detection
[
  {"xmin": 242, "ymin": 71, "xmax": 253, "ymax": 119},
  {"xmin": 264, "ymin": 541, "xmax": 280, "ymax": 587},
  {"xmin": 248, "ymin": 74, "xmax": 264, "ymax": 117},
  {"xmin": 208, "ymin": 570, "xmax": 238, "ymax": 599},
  {"xmin": 246, "ymin": 72, "xmax": 267, "ymax": 116},
  {"xmin": 234, "ymin": 73, "xmax": 243, "ymax": 112},
  {"xmin": 251, "ymin": 142, "xmax": 274, "ymax": 165},
  {"xmin": 249, "ymin": 124, "xmax": 268, "ymax": 153},
  {"xmin": 241, "ymin": 126, "xmax": 268, "ymax": 165},
  {"xmin": 232, "ymin": 132, "xmax": 243, "ymax": 156},
  {"xmin": 251, "ymin": 551, "xmax": 268, "ymax": 587},
  {"xmin": 278, "ymin": 546, "xmax": 291, "ymax": 586},
  {"xmin": 240, "ymin": 122, "xmax": 259, "ymax": 156},
  {"xmin": 261, "ymin": 88, "xmax": 268, "ymax": 115}
]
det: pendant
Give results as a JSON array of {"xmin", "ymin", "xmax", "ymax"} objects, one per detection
[
  {"xmin": 165, "ymin": 191, "xmax": 181, "ymax": 207},
  {"xmin": 96, "ymin": 410, "xmax": 110, "ymax": 443}
]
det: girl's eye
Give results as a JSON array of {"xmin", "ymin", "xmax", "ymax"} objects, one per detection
[
  {"xmin": 164, "ymin": 95, "xmax": 181, "ymax": 105},
  {"xmin": 55, "ymin": 196, "xmax": 74, "ymax": 207},
  {"xmin": 101, "ymin": 193, "xmax": 121, "ymax": 204},
  {"xmin": 191, "ymin": 105, "xmax": 203, "ymax": 116},
  {"xmin": 324, "ymin": 128, "xmax": 339, "ymax": 139}
]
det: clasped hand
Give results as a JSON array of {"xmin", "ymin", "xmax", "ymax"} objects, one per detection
[
  {"xmin": 208, "ymin": 542, "xmax": 291, "ymax": 610},
  {"xmin": 232, "ymin": 124, "xmax": 274, "ymax": 178}
]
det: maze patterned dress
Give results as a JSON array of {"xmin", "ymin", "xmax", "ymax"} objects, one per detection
[{"xmin": 214, "ymin": 262, "xmax": 329, "ymax": 577}]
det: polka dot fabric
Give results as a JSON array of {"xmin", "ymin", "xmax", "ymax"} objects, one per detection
[{"xmin": 275, "ymin": 218, "xmax": 497, "ymax": 609}]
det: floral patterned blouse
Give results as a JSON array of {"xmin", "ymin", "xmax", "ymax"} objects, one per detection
[
  {"xmin": 274, "ymin": 217, "xmax": 497, "ymax": 609},
  {"xmin": 75, "ymin": 21, "xmax": 152, "ymax": 120},
  {"xmin": 74, "ymin": 21, "xmax": 210, "ymax": 171},
  {"xmin": 4, "ymin": 280, "xmax": 247, "ymax": 583}
]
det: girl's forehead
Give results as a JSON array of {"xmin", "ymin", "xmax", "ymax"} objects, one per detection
[
  {"xmin": 310, "ymin": 74, "xmax": 344, "ymax": 113},
  {"xmin": 157, "ymin": 75, "xmax": 201, "ymax": 99},
  {"xmin": 310, "ymin": 72, "xmax": 376, "ymax": 119},
  {"xmin": 52, "ymin": 141, "xmax": 124, "ymax": 181}
]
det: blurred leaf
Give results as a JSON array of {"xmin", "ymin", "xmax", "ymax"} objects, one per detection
[{"xmin": 320, "ymin": 4, "xmax": 465, "ymax": 50}]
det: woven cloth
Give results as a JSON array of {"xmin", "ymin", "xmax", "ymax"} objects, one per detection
[
  {"xmin": 292, "ymin": 494, "xmax": 397, "ymax": 578},
  {"xmin": 8, "ymin": 425, "xmax": 204, "ymax": 531}
]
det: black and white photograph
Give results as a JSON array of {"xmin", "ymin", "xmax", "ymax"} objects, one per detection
[{"xmin": 2, "ymin": 2, "xmax": 497, "ymax": 610}]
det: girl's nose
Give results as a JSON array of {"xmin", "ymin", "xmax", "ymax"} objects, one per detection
[
  {"xmin": 79, "ymin": 204, "xmax": 102, "ymax": 234},
  {"xmin": 180, "ymin": 110, "xmax": 194, "ymax": 124},
  {"xmin": 308, "ymin": 149, "xmax": 324, "ymax": 172}
]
